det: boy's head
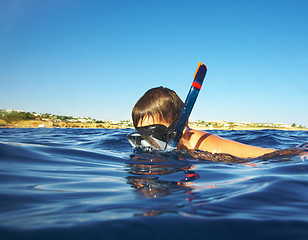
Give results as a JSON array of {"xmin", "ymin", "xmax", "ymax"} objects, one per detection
[{"xmin": 132, "ymin": 87, "xmax": 184, "ymax": 128}]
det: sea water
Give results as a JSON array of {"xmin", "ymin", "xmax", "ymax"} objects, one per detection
[{"xmin": 0, "ymin": 128, "xmax": 308, "ymax": 240}]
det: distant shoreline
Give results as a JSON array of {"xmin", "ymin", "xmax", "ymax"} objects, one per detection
[
  {"xmin": 192, "ymin": 126, "xmax": 308, "ymax": 131},
  {"xmin": 1, "ymin": 110, "xmax": 307, "ymax": 131},
  {"xmin": 0, "ymin": 120, "xmax": 122, "ymax": 129},
  {"xmin": 0, "ymin": 119, "xmax": 307, "ymax": 131}
]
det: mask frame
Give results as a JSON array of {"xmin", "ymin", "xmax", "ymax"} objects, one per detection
[{"xmin": 127, "ymin": 122, "xmax": 176, "ymax": 150}]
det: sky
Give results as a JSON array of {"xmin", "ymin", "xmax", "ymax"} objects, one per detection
[{"xmin": 1, "ymin": 0, "xmax": 307, "ymax": 126}]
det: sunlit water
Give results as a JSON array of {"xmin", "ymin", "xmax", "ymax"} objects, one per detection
[{"xmin": 0, "ymin": 128, "xmax": 308, "ymax": 240}]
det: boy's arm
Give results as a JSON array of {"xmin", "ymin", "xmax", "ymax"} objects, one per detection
[{"xmin": 197, "ymin": 134, "xmax": 276, "ymax": 158}]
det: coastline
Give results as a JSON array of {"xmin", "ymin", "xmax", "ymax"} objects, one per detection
[
  {"xmin": 1, "ymin": 110, "xmax": 307, "ymax": 131},
  {"xmin": 193, "ymin": 125, "xmax": 308, "ymax": 131},
  {"xmin": 0, "ymin": 119, "xmax": 307, "ymax": 131},
  {"xmin": 0, "ymin": 120, "xmax": 122, "ymax": 129}
]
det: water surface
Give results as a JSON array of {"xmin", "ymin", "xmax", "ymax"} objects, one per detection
[{"xmin": 0, "ymin": 128, "xmax": 308, "ymax": 239}]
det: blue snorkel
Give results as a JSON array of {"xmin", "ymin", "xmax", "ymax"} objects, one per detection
[{"xmin": 167, "ymin": 62, "xmax": 207, "ymax": 149}]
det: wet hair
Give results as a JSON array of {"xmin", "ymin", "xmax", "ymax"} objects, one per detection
[{"xmin": 132, "ymin": 87, "xmax": 184, "ymax": 128}]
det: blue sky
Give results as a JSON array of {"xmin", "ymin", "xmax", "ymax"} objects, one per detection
[{"xmin": 1, "ymin": 0, "xmax": 307, "ymax": 126}]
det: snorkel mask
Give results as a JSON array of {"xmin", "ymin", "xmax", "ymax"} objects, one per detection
[{"xmin": 127, "ymin": 123, "xmax": 176, "ymax": 150}]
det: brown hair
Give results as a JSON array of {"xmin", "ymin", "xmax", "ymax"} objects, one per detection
[{"xmin": 132, "ymin": 87, "xmax": 184, "ymax": 128}]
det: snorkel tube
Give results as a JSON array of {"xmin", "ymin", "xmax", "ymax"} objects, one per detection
[{"xmin": 167, "ymin": 62, "xmax": 207, "ymax": 149}]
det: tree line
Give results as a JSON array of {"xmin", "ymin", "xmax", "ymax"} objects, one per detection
[{"xmin": 0, "ymin": 110, "xmax": 36, "ymax": 123}]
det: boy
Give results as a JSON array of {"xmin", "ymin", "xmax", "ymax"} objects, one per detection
[{"xmin": 132, "ymin": 86, "xmax": 276, "ymax": 158}]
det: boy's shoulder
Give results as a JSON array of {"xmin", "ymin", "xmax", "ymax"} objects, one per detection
[{"xmin": 190, "ymin": 129, "xmax": 214, "ymax": 150}]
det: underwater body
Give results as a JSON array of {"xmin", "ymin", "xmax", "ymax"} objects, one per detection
[{"xmin": 0, "ymin": 128, "xmax": 308, "ymax": 239}]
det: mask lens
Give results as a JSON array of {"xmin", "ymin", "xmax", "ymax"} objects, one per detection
[
  {"xmin": 142, "ymin": 135, "xmax": 168, "ymax": 150},
  {"xmin": 127, "ymin": 132, "xmax": 168, "ymax": 150}
]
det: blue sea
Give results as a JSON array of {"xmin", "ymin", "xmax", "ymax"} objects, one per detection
[{"xmin": 0, "ymin": 128, "xmax": 308, "ymax": 240}]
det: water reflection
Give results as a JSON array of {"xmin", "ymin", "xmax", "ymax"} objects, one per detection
[
  {"xmin": 124, "ymin": 147, "xmax": 307, "ymax": 218},
  {"xmin": 126, "ymin": 151, "xmax": 199, "ymax": 199}
]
